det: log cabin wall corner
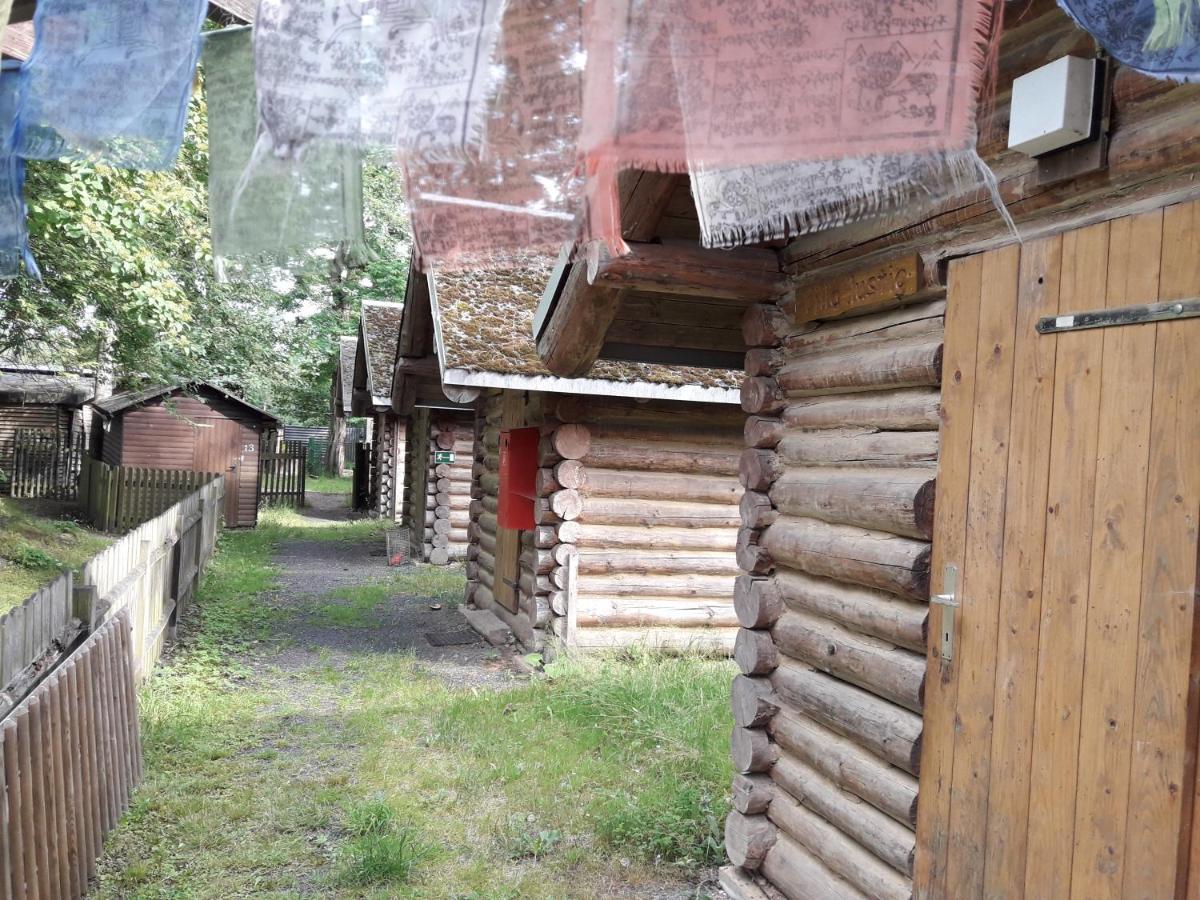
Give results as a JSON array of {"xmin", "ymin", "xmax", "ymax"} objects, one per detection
[
  {"xmin": 720, "ymin": 3, "xmax": 1200, "ymax": 895},
  {"xmin": 402, "ymin": 407, "xmax": 473, "ymax": 565},
  {"xmin": 463, "ymin": 387, "xmax": 745, "ymax": 655}
]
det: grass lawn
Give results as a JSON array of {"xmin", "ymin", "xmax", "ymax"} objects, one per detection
[
  {"xmin": 307, "ymin": 473, "xmax": 353, "ymax": 494},
  {"xmin": 0, "ymin": 496, "xmax": 112, "ymax": 614},
  {"xmin": 93, "ymin": 508, "xmax": 735, "ymax": 898}
]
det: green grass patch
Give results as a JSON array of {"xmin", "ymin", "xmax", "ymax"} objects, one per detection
[
  {"xmin": 0, "ymin": 497, "xmax": 111, "ymax": 613},
  {"xmin": 307, "ymin": 473, "xmax": 353, "ymax": 494},
  {"xmin": 93, "ymin": 512, "xmax": 732, "ymax": 898}
]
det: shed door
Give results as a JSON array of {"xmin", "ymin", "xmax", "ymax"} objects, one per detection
[
  {"xmin": 194, "ymin": 418, "xmax": 257, "ymax": 527},
  {"xmin": 915, "ymin": 203, "xmax": 1200, "ymax": 899}
]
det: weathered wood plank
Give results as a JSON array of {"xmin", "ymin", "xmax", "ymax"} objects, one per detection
[
  {"xmin": 1067, "ymin": 210, "xmax": 1161, "ymax": 900},
  {"xmin": 1122, "ymin": 199, "xmax": 1200, "ymax": 898},
  {"xmin": 941, "ymin": 245, "xmax": 1021, "ymax": 900},
  {"xmin": 914, "ymin": 252, "xmax": 984, "ymax": 896},
  {"xmin": 978, "ymin": 234, "xmax": 1063, "ymax": 897},
  {"xmin": 1023, "ymin": 222, "xmax": 1110, "ymax": 897}
]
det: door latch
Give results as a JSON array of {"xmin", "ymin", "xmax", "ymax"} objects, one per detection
[{"xmin": 931, "ymin": 565, "xmax": 959, "ymax": 662}]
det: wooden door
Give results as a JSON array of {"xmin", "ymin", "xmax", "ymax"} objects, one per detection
[
  {"xmin": 193, "ymin": 418, "xmax": 254, "ymax": 526},
  {"xmin": 494, "ymin": 392, "xmax": 527, "ymax": 614},
  {"xmin": 915, "ymin": 201, "xmax": 1200, "ymax": 899}
]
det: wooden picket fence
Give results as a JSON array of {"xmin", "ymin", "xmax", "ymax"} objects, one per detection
[
  {"xmin": 0, "ymin": 475, "xmax": 226, "ymax": 898},
  {"xmin": 79, "ymin": 455, "xmax": 217, "ymax": 533},
  {"xmin": 0, "ymin": 573, "xmax": 83, "ymax": 718},
  {"xmin": 9, "ymin": 429, "xmax": 85, "ymax": 501},
  {"xmin": 0, "ymin": 611, "xmax": 140, "ymax": 900},
  {"xmin": 258, "ymin": 438, "xmax": 306, "ymax": 507},
  {"xmin": 79, "ymin": 476, "xmax": 224, "ymax": 677}
]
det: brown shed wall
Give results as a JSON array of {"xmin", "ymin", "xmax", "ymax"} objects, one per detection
[
  {"xmin": 103, "ymin": 389, "xmax": 269, "ymax": 527},
  {"xmin": 0, "ymin": 404, "xmax": 70, "ymax": 493}
]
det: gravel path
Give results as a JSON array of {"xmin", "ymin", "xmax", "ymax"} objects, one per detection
[{"xmin": 261, "ymin": 492, "xmax": 529, "ymax": 690}]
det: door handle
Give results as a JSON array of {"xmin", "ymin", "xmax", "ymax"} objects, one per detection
[{"xmin": 931, "ymin": 564, "xmax": 958, "ymax": 662}]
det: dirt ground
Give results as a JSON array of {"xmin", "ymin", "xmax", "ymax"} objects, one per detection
[{"xmin": 266, "ymin": 493, "xmax": 527, "ymax": 690}]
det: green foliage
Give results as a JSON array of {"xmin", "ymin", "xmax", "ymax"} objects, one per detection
[
  {"xmin": 0, "ymin": 497, "xmax": 111, "ymax": 612},
  {"xmin": 0, "ymin": 57, "xmax": 411, "ymax": 428},
  {"xmin": 338, "ymin": 799, "xmax": 430, "ymax": 887}
]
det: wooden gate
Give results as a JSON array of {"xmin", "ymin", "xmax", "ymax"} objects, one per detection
[
  {"xmin": 916, "ymin": 202, "xmax": 1200, "ymax": 898},
  {"xmin": 10, "ymin": 429, "xmax": 84, "ymax": 500},
  {"xmin": 258, "ymin": 438, "xmax": 306, "ymax": 509}
]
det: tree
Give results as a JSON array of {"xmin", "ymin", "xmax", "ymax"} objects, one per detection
[{"xmin": 0, "ymin": 67, "xmax": 411, "ymax": 428}]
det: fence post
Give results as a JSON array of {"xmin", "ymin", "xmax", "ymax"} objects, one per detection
[{"xmin": 72, "ymin": 583, "xmax": 97, "ymax": 631}]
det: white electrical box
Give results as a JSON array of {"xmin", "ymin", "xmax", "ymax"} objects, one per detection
[{"xmin": 1008, "ymin": 56, "xmax": 1096, "ymax": 157}]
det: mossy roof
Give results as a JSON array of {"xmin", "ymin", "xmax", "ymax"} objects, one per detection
[
  {"xmin": 431, "ymin": 253, "xmax": 740, "ymax": 390},
  {"xmin": 337, "ymin": 336, "xmax": 357, "ymax": 409},
  {"xmin": 361, "ymin": 301, "xmax": 404, "ymax": 398}
]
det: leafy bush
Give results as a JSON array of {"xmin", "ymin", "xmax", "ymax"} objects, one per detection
[{"xmin": 8, "ymin": 545, "xmax": 64, "ymax": 571}]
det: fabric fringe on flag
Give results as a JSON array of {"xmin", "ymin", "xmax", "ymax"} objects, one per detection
[
  {"xmin": 578, "ymin": 0, "xmax": 1001, "ymax": 251},
  {"xmin": 0, "ymin": 61, "xmax": 36, "ymax": 280},
  {"xmin": 204, "ymin": 26, "xmax": 367, "ymax": 280},
  {"xmin": 1058, "ymin": 0, "xmax": 1200, "ymax": 80},
  {"xmin": 253, "ymin": 0, "xmax": 504, "ymax": 160},
  {"xmin": 406, "ymin": 0, "xmax": 587, "ymax": 268},
  {"xmin": 0, "ymin": 0, "xmax": 14, "ymax": 52},
  {"xmin": 16, "ymin": 0, "xmax": 206, "ymax": 169},
  {"xmin": 691, "ymin": 151, "xmax": 987, "ymax": 249}
]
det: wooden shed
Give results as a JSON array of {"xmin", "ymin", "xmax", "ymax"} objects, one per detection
[
  {"xmin": 91, "ymin": 383, "xmax": 278, "ymax": 528},
  {"xmin": 391, "ymin": 253, "xmax": 746, "ymax": 653},
  {"xmin": 350, "ymin": 300, "xmax": 407, "ymax": 522},
  {"xmin": 530, "ymin": 3, "xmax": 1200, "ymax": 898},
  {"xmin": 0, "ymin": 363, "xmax": 94, "ymax": 493}
]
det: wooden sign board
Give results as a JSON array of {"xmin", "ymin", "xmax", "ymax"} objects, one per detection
[
  {"xmin": 791, "ymin": 253, "xmax": 925, "ymax": 325},
  {"xmin": 433, "ymin": 450, "xmax": 456, "ymax": 464}
]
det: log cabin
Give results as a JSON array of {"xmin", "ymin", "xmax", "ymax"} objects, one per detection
[
  {"xmin": 531, "ymin": 4, "xmax": 1200, "ymax": 898},
  {"xmin": 350, "ymin": 300, "xmax": 407, "ymax": 522},
  {"xmin": 389, "ymin": 252, "xmax": 748, "ymax": 653}
]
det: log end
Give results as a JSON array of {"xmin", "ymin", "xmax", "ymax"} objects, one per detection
[
  {"xmin": 731, "ymin": 675, "xmax": 780, "ymax": 728},
  {"xmin": 731, "ymin": 773, "xmax": 775, "ymax": 816},
  {"xmin": 739, "ymin": 449, "xmax": 781, "ymax": 492},
  {"xmin": 734, "ymin": 628, "xmax": 779, "ymax": 676},
  {"xmin": 725, "ymin": 812, "xmax": 777, "ymax": 870},
  {"xmin": 736, "ymin": 529, "xmax": 774, "ymax": 576},
  {"xmin": 731, "ymin": 726, "xmax": 778, "ymax": 774},
  {"xmin": 744, "ymin": 416, "xmax": 784, "ymax": 450},
  {"xmin": 734, "ymin": 576, "xmax": 785, "ymax": 629},
  {"xmin": 740, "ymin": 377, "xmax": 784, "ymax": 416},
  {"xmin": 553, "ymin": 424, "xmax": 592, "ymax": 460}
]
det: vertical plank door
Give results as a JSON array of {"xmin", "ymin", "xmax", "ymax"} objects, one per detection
[
  {"xmin": 915, "ymin": 199, "xmax": 1200, "ymax": 899},
  {"xmin": 193, "ymin": 419, "xmax": 246, "ymax": 526}
]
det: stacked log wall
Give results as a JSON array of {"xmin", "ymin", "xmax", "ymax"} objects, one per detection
[
  {"xmin": 465, "ymin": 390, "xmax": 552, "ymax": 649},
  {"xmin": 545, "ymin": 395, "xmax": 744, "ymax": 653},
  {"xmin": 405, "ymin": 408, "xmax": 431, "ymax": 560},
  {"xmin": 726, "ymin": 283, "xmax": 942, "ymax": 898},
  {"xmin": 423, "ymin": 412, "xmax": 473, "ymax": 565},
  {"xmin": 374, "ymin": 413, "xmax": 406, "ymax": 523}
]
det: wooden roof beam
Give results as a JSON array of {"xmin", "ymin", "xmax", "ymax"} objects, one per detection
[
  {"xmin": 536, "ymin": 261, "xmax": 624, "ymax": 379},
  {"xmin": 589, "ymin": 241, "xmax": 789, "ymax": 302}
]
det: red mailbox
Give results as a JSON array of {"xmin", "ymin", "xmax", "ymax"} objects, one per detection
[{"xmin": 498, "ymin": 426, "xmax": 540, "ymax": 529}]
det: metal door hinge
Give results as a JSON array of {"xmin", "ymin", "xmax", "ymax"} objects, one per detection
[{"xmin": 931, "ymin": 565, "xmax": 959, "ymax": 662}]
